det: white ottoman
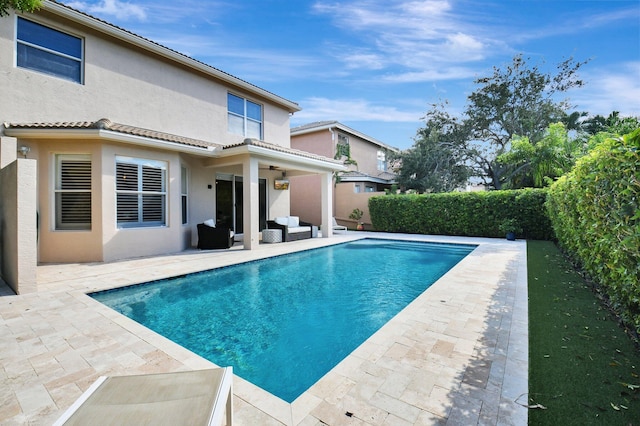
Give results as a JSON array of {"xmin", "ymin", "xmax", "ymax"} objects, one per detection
[{"xmin": 262, "ymin": 229, "xmax": 282, "ymax": 243}]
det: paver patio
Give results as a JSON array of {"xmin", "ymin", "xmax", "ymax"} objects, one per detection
[{"xmin": 0, "ymin": 232, "xmax": 528, "ymax": 425}]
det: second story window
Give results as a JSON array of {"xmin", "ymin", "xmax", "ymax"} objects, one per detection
[
  {"xmin": 16, "ymin": 17, "xmax": 83, "ymax": 83},
  {"xmin": 377, "ymin": 150, "xmax": 387, "ymax": 172},
  {"xmin": 336, "ymin": 134, "xmax": 350, "ymax": 158},
  {"xmin": 228, "ymin": 93, "xmax": 262, "ymax": 139}
]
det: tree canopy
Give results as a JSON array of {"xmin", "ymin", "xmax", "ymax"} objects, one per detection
[
  {"xmin": 395, "ymin": 54, "xmax": 590, "ymax": 191},
  {"xmin": 0, "ymin": 0, "xmax": 42, "ymax": 16},
  {"xmin": 392, "ymin": 103, "xmax": 470, "ymax": 193}
]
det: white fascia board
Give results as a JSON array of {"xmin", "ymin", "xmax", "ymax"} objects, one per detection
[
  {"xmin": 291, "ymin": 122, "xmax": 399, "ymax": 152},
  {"xmin": 41, "ymin": 1, "xmax": 300, "ymax": 113},
  {"xmin": 4, "ymin": 128, "xmax": 217, "ymax": 155},
  {"xmin": 218, "ymin": 144, "xmax": 347, "ymax": 173}
]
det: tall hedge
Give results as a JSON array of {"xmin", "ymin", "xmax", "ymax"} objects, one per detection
[
  {"xmin": 369, "ymin": 188, "xmax": 553, "ymax": 240},
  {"xmin": 546, "ymin": 129, "xmax": 640, "ymax": 330}
]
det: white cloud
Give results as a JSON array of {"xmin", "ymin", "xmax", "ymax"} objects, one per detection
[
  {"xmin": 381, "ymin": 66, "xmax": 476, "ymax": 83},
  {"xmin": 572, "ymin": 61, "xmax": 640, "ymax": 117},
  {"xmin": 67, "ymin": 0, "xmax": 146, "ymax": 21},
  {"xmin": 312, "ymin": 0, "xmax": 502, "ymax": 79},
  {"xmin": 292, "ymin": 97, "xmax": 421, "ymax": 123}
]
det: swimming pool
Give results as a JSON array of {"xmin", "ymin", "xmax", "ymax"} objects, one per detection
[{"xmin": 91, "ymin": 238, "xmax": 475, "ymax": 402}]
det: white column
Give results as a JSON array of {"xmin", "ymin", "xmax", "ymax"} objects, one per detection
[
  {"xmin": 320, "ymin": 172, "xmax": 333, "ymax": 238},
  {"xmin": 0, "ymin": 136, "xmax": 18, "ymax": 169},
  {"xmin": 242, "ymin": 156, "xmax": 260, "ymax": 250}
]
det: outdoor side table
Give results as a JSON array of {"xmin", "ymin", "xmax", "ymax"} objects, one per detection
[{"xmin": 262, "ymin": 228, "xmax": 282, "ymax": 243}]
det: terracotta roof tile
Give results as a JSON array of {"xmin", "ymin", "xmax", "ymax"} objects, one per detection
[
  {"xmin": 5, "ymin": 119, "xmax": 219, "ymax": 149},
  {"xmin": 224, "ymin": 138, "xmax": 343, "ymax": 164}
]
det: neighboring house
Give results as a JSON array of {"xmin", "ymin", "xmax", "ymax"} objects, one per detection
[
  {"xmin": 0, "ymin": 1, "xmax": 345, "ymax": 294},
  {"xmin": 290, "ymin": 121, "xmax": 398, "ymax": 228}
]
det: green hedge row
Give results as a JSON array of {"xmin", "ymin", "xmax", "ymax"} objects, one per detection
[
  {"xmin": 546, "ymin": 130, "xmax": 640, "ymax": 330},
  {"xmin": 369, "ymin": 188, "xmax": 553, "ymax": 240}
]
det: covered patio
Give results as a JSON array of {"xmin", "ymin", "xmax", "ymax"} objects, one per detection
[{"xmin": 0, "ymin": 121, "xmax": 346, "ymax": 295}]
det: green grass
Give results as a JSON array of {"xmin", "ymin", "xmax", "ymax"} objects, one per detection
[{"xmin": 528, "ymin": 240, "xmax": 640, "ymax": 425}]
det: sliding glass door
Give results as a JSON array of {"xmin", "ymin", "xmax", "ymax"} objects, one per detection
[{"xmin": 215, "ymin": 174, "xmax": 266, "ymax": 234}]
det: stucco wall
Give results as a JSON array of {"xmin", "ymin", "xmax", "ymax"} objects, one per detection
[
  {"xmin": 31, "ymin": 139, "xmax": 104, "ymax": 263},
  {"xmin": 345, "ymin": 134, "xmax": 383, "ymax": 176},
  {"xmin": 291, "ymin": 130, "xmax": 334, "ymax": 158},
  {"xmin": 0, "ymin": 10, "xmax": 291, "ymax": 146},
  {"xmin": 335, "ymin": 183, "xmax": 383, "ymax": 230},
  {"xmin": 0, "ymin": 158, "xmax": 37, "ymax": 293},
  {"xmin": 290, "ymin": 174, "xmax": 322, "ymax": 224}
]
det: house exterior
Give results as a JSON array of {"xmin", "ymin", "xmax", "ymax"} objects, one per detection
[
  {"xmin": 0, "ymin": 1, "xmax": 345, "ymax": 294},
  {"xmin": 290, "ymin": 121, "xmax": 398, "ymax": 229}
]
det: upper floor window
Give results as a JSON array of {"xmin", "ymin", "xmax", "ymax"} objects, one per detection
[
  {"xmin": 336, "ymin": 134, "xmax": 350, "ymax": 158},
  {"xmin": 55, "ymin": 154, "xmax": 91, "ymax": 230},
  {"xmin": 116, "ymin": 156, "xmax": 167, "ymax": 228},
  {"xmin": 16, "ymin": 17, "xmax": 83, "ymax": 83},
  {"xmin": 377, "ymin": 150, "xmax": 387, "ymax": 171},
  {"xmin": 228, "ymin": 93, "xmax": 262, "ymax": 139}
]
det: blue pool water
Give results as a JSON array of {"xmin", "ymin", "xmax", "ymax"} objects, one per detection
[{"xmin": 91, "ymin": 238, "xmax": 475, "ymax": 402}]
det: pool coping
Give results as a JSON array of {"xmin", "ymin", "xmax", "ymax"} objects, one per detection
[{"xmin": 1, "ymin": 232, "xmax": 528, "ymax": 425}]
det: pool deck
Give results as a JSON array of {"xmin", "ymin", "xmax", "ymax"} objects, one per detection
[{"xmin": 0, "ymin": 232, "xmax": 528, "ymax": 425}]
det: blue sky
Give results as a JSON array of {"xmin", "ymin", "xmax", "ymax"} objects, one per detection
[{"xmin": 65, "ymin": 0, "xmax": 639, "ymax": 149}]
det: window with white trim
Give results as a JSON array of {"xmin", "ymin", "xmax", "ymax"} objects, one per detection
[
  {"xmin": 377, "ymin": 150, "xmax": 387, "ymax": 171},
  {"xmin": 227, "ymin": 93, "xmax": 262, "ymax": 139},
  {"xmin": 336, "ymin": 133, "xmax": 350, "ymax": 158},
  {"xmin": 55, "ymin": 154, "xmax": 92, "ymax": 230},
  {"xmin": 116, "ymin": 157, "xmax": 167, "ymax": 228},
  {"xmin": 16, "ymin": 17, "xmax": 83, "ymax": 83},
  {"xmin": 181, "ymin": 166, "xmax": 188, "ymax": 225}
]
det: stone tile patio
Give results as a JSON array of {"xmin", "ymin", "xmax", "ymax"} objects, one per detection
[{"xmin": 0, "ymin": 233, "xmax": 528, "ymax": 425}]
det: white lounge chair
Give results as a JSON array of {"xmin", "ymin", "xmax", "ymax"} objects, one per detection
[
  {"xmin": 332, "ymin": 217, "xmax": 348, "ymax": 233},
  {"xmin": 54, "ymin": 367, "xmax": 233, "ymax": 426}
]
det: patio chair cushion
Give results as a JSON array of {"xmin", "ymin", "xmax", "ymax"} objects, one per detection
[{"xmin": 53, "ymin": 368, "xmax": 233, "ymax": 426}]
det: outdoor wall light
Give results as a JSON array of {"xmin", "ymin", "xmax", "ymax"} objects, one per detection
[{"xmin": 19, "ymin": 146, "xmax": 30, "ymax": 158}]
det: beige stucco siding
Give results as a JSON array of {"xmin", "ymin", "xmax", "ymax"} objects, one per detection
[
  {"xmin": 291, "ymin": 130, "xmax": 334, "ymax": 158},
  {"xmin": 0, "ymin": 11, "xmax": 291, "ymax": 147},
  {"xmin": 344, "ymin": 135, "xmax": 382, "ymax": 176},
  {"xmin": 32, "ymin": 139, "xmax": 104, "ymax": 263}
]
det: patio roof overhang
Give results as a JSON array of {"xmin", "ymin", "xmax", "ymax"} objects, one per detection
[
  {"xmin": 207, "ymin": 138, "xmax": 346, "ymax": 174},
  {"xmin": 2, "ymin": 119, "xmax": 346, "ymax": 174}
]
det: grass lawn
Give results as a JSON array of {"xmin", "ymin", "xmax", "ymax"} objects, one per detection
[{"xmin": 528, "ymin": 240, "xmax": 640, "ymax": 425}]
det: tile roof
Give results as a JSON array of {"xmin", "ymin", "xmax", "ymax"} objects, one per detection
[
  {"xmin": 4, "ymin": 118, "xmax": 219, "ymax": 149},
  {"xmin": 224, "ymin": 138, "xmax": 344, "ymax": 165},
  {"xmin": 290, "ymin": 121, "xmax": 339, "ymax": 133},
  {"xmin": 291, "ymin": 120, "xmax": 399, "ymax": 152},
  {"xmin": 3, "ymin": 119, "xmax": 343, "ymax": 167}
]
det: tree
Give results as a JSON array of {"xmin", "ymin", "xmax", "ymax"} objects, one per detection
[
  {"xmin": 497, "ymin": 122, "xmax": 583, "ymax": 188},
  {"xmin": 399, "ymin": 55, "xmax": 588, "ymax": 190},
  {"xmin": 392, "ymin": 102, "xmax": 471, "ymax": 193},
  {"xmin": 581, "ymin": 111, "xmax": 640, "ymax": 137},
  {"xmin": 464, "ymin": 54, "xmax": 588, "ymax": 189},
  {"xmin": 0, "ymin": 0, "xmax": 42, "ymax": 16}
]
